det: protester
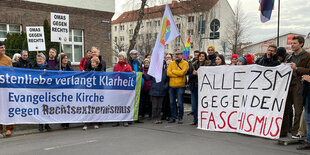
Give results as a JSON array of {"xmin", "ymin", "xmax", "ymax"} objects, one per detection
[
  {"xmin": 12, "ymin": 53, "xmax": 21, "ymax": 67},
  {"xmin": 281, "ymin": 36, "xmax": 310, "ymax": 138},
  {"xmin": 82, "ymin": 57, "xmax": 102, "ymax": 130},
  {"xmin": 140, "ymin": 58, "xmax": 152, "ymax": 120},
  {"xmin": 255, "ymin": 44, "xmax": 280, "ymax": 66},
  {"xmin": 15, "ymin": 50, "xmax": 32, "ymax": 68},
  {"xmin": 84, "ymin": 46, "xmax": 106, "ymax": 71},
  {"xmin": 231, "ymin": 54, "xmax": 238, "ymax": 65},
  {"xmin": 33, "ymin": 53, "xmax": 52, "ymax": 132},
  {"xmin": 79, "ymin": 50, "xmax": 92, "ymax": 71},
  {"xmin": 245, "ymin": 54, "xmax": 254, "ymax": 65},
  {"xmin": 187, "ymin": 50, "xmax": 200, "ymax": 116},
  {"xmin": 191, "ymin": 50, "xmax": 200, "ymax": 62},
  {"xmin": 236, "ymin": 56, "xmax": 247, "ymax": 65},
  {"xmin": 167, "ymin": 49, "xmax": 188, "ymax": 124},
  {"xmin": 113, "ymin": 51, "xmax": 132, "ymax": 72},
  {"xmin": 161, "ymin": 53, "xmax": 173, "ymax": 121},
  {"xmin": 0, "ymin": 41, "xmax": 14, "ymax": 136},
  {"xmin": 207, "ymin": 46, "xmax": 216, "ymax": 66},
  {"xmin": 145, "ymin": 54, "xmax": 151, "ymax": 60},
  {"xmin": 188, "ymin": 52, "xmax": 210, "ymax": 125},
  {"xmin": 297, "ymin": 73, "xmax": 310, "ymax": 149},
  {"xmin": 215, "ymin": 54, "xmax": 226, "ymax": 66},
  {"xmin": 47, "ymin": 48, "xmax": 58, "ymax": 70},
  {"xmin": 277, "ymin": 47, "xmax": 288, "ymax": 63}
]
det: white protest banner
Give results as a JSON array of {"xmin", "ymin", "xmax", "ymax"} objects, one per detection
[
  {"xmin": 198, "ymin": 64, "xmax": 292, "ymax": 139},
  {"xmin": 26, "ymin": 26, "xmax": 46, "ymax": 51},
  {"xmin": 51, "ymin": 12, "xmax": 69, "ymax": 43},
  {"xmin": 0, "ymin": 66, "xmax": 142, "ymax": 124}
]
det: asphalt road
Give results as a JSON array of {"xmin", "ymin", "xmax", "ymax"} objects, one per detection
[{"xmin": 0, "ymin": 114, "xmax": 309, "ymax": 155}]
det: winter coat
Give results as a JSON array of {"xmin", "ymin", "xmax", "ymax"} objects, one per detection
[
  {"xmin": 188, "ymin": 60, "xmax": 211, "ymax": 90},
  {"xmin": 84, "ymin": 56, "xmax": 106, "ymax": 71},
  {"xmin": 32, "ymin": 62, "xmax": 50, "ymax": 70},
  {"xmin": 145, "ymin": 65, "xmax": 169, "ymax": 97},
  {"xmin": 79, "ymin": 56, "xmax": 91, "ymax": 71},
  {"xmin": 56, "ymin": 62, "xmax": 74, "ymax": 71},
  {"xmin": 128, "ymin": 57, "xmax": 142, "ymax": 72},
  {"xmin": 142, "ymin": 67, "xmax": 151, "ymax": 91},
  {"xmin": 85, "ymin": 63, "xmax": 103, "ymax": 71},
  {"xmin": 15, "ymin": 58, "xmax": 32, "ymax": 68},
  {"xmin": 113, "ymin": 61, "xmax": 132, "ymax": 72},
  {"xmin": 167, "ymin": 59, "xmax": 188, "ymax": 87},
  {"xmin": 208, "ymin": 54, "xmax": 216, "ymax": 66},
  {"xmin": 0, "ymin": 54, "xmax": 12, "ymax": 67},
  {"xmin": 255, "ymin": 54, "xmax": 280, "ymax": 67}
]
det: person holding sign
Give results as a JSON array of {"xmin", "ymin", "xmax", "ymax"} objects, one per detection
[
  {"xmin": 255, "ymin": 44, "xmax": 280, "ymax": 67},
  {"xmin": 0, "ymin": 41, "xmax": 14, "ymax": 136},
  {"xmin": 188, "ymin": 52, "xmax": 210, "ymax": 125},
  {"xmin": 167, "ymin": 49, "xmax": 188, "ymax": 124},
  {"xmin": 84, "ymin": 47, "xmax": 106, "ymax": 71},
  {"xmin": 281, "ymin": 36, "xmax": 310, "ymax": 138},
  {"xmin": 215, "ymin": 54, "xmax": 226, "ymax": 66}
]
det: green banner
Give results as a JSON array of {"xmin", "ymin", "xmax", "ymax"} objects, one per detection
[{"xmin": 133, "ymin": 72, "xmax": 142, "ymax": 121}]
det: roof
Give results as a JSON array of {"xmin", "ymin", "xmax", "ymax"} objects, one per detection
[{"xmin": 112, "ymin": 0, "xmax": 219, "ymax": 24}]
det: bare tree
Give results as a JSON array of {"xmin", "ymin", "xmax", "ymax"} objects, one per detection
[
  {"xmin": 127, "ymin": 0, "xmax": 147, "ymax": 55},
  {"xmin": 225, "ymin": 0, "xmax": 249, "ymax": 55}
]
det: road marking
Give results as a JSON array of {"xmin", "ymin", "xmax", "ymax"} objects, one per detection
[{"xmin": 44, "ymin": 140, "xmax": 97, "ymax": 151}]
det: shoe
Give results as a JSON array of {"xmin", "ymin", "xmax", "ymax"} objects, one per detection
[
  {"xmin": 45, "ymin": 124, "xmax": 51, "ymax": 131},
  {"xmin": 178, "ymin": 119, "xmax": 183, "ymax": 124},
  {"xmin": 94, "ymin": 125, "xmax": 99, "ymax": 129},
  {"xmin": 297, "ymin": 142, "xmax": 310, "ymax": 150},
  {"xmin": 292, "ymin": 134, "xmax": 304, "ymax": 139},
  {"xmin": 82, "ymin": 126, "xmax": 87, "ymax": 130},
  {"xmin": 123, "ymin": 122, "xmax": 129, "ymax": 127},
  {"xmin": 135, "ymin": 120, "xmax": 144, "ymax": 123},
  {"xmin": 153, "ymin": 120, "xmax": 158, "ymax": 124},
  {"xmin": 112, "ymin": 123, "xmax": 120, "ymax": 127},
  {"xmin": 190, "ymin": 122, "xmax": 198, "ymax": 125},
  {"xmin": 5, "ymin": 130, "xmax": 12, "ymax": 136},
  {"xmin": 187, "ymin": 112, "xmax": 193, "ymax": 116},
  {"xmin": 38, "ymin": 124, "xmax": 44, "ymax": 132},
  {"xmin": 168, "ymin": 119, "xmax": 176, "ymax": 123},
  {"xmin": 157, "ymin": 120, "xmax": 162, "ymax": 124},
  {"xmin": 166, "ymin": 117, "xmax": 170, "ymax": 121}
]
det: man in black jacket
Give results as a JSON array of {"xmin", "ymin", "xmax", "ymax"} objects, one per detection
[
  {"xmin": 256, "ymin": 44, "xmax": 280, "ymax": 67},
  {"xmin": 15, "ymin": 50, "xmax": 32, "ymax": 68},
  {"xmin": 84, "ymin": 46, "xmax": 106, "ymax": 71}
]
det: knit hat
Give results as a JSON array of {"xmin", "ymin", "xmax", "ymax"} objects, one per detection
[
  {"xmin": 231, "ymin": 54, "xmax": 238, "ymax": 60},
  {"xmin": 207, "ymin": 45, "xmax": 215, "ymax": 51},
  {"xmin": 0, "ymin": 41, "xmax": 4, "ymax": 46},
  {"xmin": 174, "ymin": 49, "xmax": 183, "ymax": 54},
  {"xmin": 118, "ymin": 51, "xmax": 127, "ymax": 60},
  {"xmin": 277, "ymin": 47, "xmax": 287, "ymax": 57},
  {"xmin": 245, "ymin": 54, "xmax": 254, "ymax": 64},
  {"xmin": 129, "ymin": 50, "xmax": 138, "ymax": 54},
  {"xmin": 144, "ymin": 58, "xmax": 150, "ymax": 63},
  {"xmin": 237, "ymin": 56, "xmax": 247, "ymax": 65}
]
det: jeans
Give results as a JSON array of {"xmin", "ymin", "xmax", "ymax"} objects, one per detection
[
  {"xmin": 305, "ymin": 97, "xmax": 310, "ymax": 142},
  {"xmin": 191, "ymin": 85, "xmax": 198, "ymax": 123},
  {"xmin": 169, "ymin": 87, "xmax": 185, "ymax": 120}
]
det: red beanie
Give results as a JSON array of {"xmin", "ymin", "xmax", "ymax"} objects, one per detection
[
  {"xmin": 245, "ymin": 54, "xmax": 254, "ymax": 64},
  {"xmin": 231, "ymin": 54, "xmax": 238, "ymax": 60}
]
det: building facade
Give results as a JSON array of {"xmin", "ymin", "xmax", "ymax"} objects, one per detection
[
  {"xmin": 243, "ymin": 33, "xmax": 310, "ymax": 57},
  {"xmin": 111, "ymin": 0, "xmax": 234, "ymax": 64},
  {"xmin": 0, "ymin": 0, "xmax": 114, "ymax": 68}
]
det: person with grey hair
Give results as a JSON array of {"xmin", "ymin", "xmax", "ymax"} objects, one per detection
[
  {"xmin": 15, "ymin": 50, "xmax": 32, "ymax": 68},
  {"xmin": 113, "ymin": 51, "xmax": 132, "ymax": 72},
  {"xmin": 84, "ymin": 46, "xmax": 106, "ymax": 71},
  {"xmin": 12, "ymin": 53, "xmax": 21, "ymax": 67}
]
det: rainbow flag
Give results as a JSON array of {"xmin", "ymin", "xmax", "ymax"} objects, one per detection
[
  {"xmin": 259, "ymin": 0, "xmax": 275, "ymax": 23},
  {"xmin": 183, "ymin": 35, "xmax": 191, "ymax": 60}
]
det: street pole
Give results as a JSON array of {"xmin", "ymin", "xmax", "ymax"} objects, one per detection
[
  {"xmin": 277, "ymin": 0, "xmax": 280, "ymax": 47},
  {"xmin": 199, "ymin": 15, "xmax": 203, "ymax": 52}
]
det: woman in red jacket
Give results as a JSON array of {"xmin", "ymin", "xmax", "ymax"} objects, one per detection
[{"xmin": 113, "ymin": 51, "xmax": 132, "ymax": 72}]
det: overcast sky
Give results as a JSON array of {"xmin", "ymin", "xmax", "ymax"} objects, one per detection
[{"xmin": 114, "ymin": 0, "xmax": 310, "ymax": 43}]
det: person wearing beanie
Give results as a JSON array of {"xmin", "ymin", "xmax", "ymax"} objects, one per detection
[
  {"xmin": 255, "ymin": 44, "xmax": 280, "ymax": 67},
  {"xmin": 231, "ymin": 54, "xmax": 238, "ymax": 65},
  {"xmin": 277, "ymin": 47, "xmax": 288, "ymax": 63},
  {"xmin": 140, "ymin": 58, "xmax": 152, "ymax": 121},
  {"xmin": 237, "ymin": 56, "xmax": 247, "ymax": 65},
  {"xmin": 0, "ymin": 41, "xmax": 14, "ymax": 137},
  {"xmin": 207, "ymin": 45, "xmax": 216, "ymax": 66},
  {"xmin": 245, "ymin": 54, "xmax": 254, "ymax": 65}
]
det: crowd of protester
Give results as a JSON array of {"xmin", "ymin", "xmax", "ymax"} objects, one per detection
[{"xmin": 0, "ymin": 35, "xmax": 310, "ymax": 150}]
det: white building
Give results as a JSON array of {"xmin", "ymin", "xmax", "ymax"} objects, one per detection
[
  {"xmin": 111, "ymin": 0, "xmax": 234, "ymax": 64},
  {"xmin": 243, "ymin": 33, "xmax": 310, "ymax": 57}
]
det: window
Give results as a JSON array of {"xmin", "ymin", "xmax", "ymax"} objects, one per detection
[
  {"xmin": 154, "ymin": 33, "xmax": 158, "ymax": 38},
  {"xmin": 114, "ymin": 26, "xmax": 117, "ymax": 31},
  {"xmin": 165, "ymin": 44, "xmax": 169, "ymax": 50},
  {"xmin": 114, "ymin": 37, "xmax": 117, "ymax": 42},
  {"xmin": 120, "ymin": 36, "xmax": 125, "ymax": 42},
  {"xmin": 0, "ymin": 24, "xmax": 21, "ymax": 41},
  {"xmin": 198, "ymin": 20, "xmax": 206, "ymax": 34},
  {"xmin": 188, "ymin": 16, "xmax": 194, "ymax": 23},
  {"xmin": 175, "ymin": 37, "xmax": 180, "ymax": 47},
  {"xmin": 120, "ymin": 25, "xmax": 125, "ymax": 31},
  {"xmin": 176, "ymin": 24, "xmax": 181, "ymax": 31},
  {"xmin": 154, "ymin": 20, "xmax": 160, "ymax": 27},
  {"xmin": 187, "ymin": 29, "xmax": 194, "ymax": 36},
  {"xmin": 146, "ymin": 33, "xmax": 152, "ymax": 40},
  {"xmin": 146, "ymin": 22, "xmax": 152, "ymax": 27},
  {"xmin": 63, "ymin": 29, "xmax": 84, "ymax": 63},
  {"xmin": 139, "ymin": 35, "xmax": 143, "ymax": 40},
  {"xmin": 129, "ymin": 29, "xmax": 133, "ymax": 35},
  {"xmin": 191, "ymin": 42, "xmax": 194, "ymax": 49}
]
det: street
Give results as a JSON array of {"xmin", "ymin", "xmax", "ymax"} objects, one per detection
[{"xmin": 0, "ymin": 112, "xmax": 309, "ymax": 155}]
